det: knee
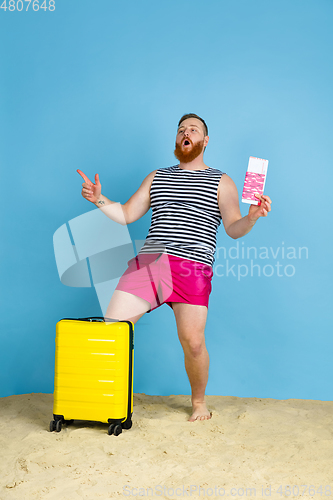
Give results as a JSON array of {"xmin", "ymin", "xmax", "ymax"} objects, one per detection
[{"xmin": 180, "ymin": 336, "xmax": 206, "ymax": 358}]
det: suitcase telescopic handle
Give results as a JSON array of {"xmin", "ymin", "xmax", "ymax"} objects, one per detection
[
  {"xmin": 61, "ymin": 317, "xmax": 120, "ymax": 322},
  {"xmin": 79, "ymin": 317, "xmax": 120, "ymax": 322},
  {"xmin": 80, "ymin": 317, "xmax": 104, "ymax": 321}
]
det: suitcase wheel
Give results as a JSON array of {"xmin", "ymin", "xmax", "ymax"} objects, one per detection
[
  {"xmin": 108, "ymin": 423, "xmax": 115, "ymax": 435},
  {"xmin": 50, "ymin": 419, "xmax": 63, "ymax": 432},
  {"xmin": 108, "ymin": 423, "xmax": 122, "ymax": 436},
  {"xmin": 55, "ymin": 420, "xmax": 62, "ymax": 432},
  {"xmin": 113, "ymin": 424, "xmax": 122, "ymax": 436}
]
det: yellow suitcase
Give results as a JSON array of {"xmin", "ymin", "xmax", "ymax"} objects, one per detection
[{"xmin": 50, "ymin": 317, "xmax": 134, "ymax": 436}]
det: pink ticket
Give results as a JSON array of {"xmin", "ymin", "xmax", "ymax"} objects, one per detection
[{"xmin": 242, "ymin": 156, "xmax": 269, "ymax": 205}]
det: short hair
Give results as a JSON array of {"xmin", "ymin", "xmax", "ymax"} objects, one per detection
[{"xmin": 178, "ymin": 113, "xmax": 208, "ymax": 137}]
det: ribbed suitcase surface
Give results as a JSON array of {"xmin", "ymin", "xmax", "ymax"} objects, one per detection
[{"xmin": 50, "ymin": 318, "xmax": 134, "ymax": 435}]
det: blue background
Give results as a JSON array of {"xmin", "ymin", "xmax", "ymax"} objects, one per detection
[{"xmin": 1, "ymin": 0, "xmax": 332, "ymax": 399}]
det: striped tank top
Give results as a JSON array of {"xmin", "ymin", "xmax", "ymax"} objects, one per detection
[{"xmin": 138, "ymin": 165, "xmax": 224, "ymax": 266}]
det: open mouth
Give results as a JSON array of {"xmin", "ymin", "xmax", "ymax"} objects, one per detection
[{"xmin": 183, "ymin": 139, "xmax": 191, "ymax": 146}]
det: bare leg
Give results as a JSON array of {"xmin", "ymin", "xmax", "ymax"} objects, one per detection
[
  {"xmin": 105, "ymin": 290, "xmax": 151, "ymax": 324},
  {"xmin": 172, "ymin": 302, "xmax": 212, "ymax": 421}
]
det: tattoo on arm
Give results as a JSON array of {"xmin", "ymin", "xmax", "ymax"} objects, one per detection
[{"xmin": 98, "ymin": 200, "xmax": 105, "ymax": 206}]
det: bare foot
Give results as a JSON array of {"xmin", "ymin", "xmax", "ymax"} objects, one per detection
[{"xmin": 188, "ymin": 401, "xmax": 212, "ymax": 422}]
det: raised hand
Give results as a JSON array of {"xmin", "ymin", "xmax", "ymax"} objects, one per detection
[
  {"xmin": 248, "ymin": 194, "xmax": 272, "ymax": 222},
  {"xmin": 77, "ymin": 169, "xmax": 102, "ymax": 204}
]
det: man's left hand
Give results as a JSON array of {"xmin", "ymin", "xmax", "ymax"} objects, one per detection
[{"xmin": 248, "ymin": 194, "xmax": 272, "ymax": 222}]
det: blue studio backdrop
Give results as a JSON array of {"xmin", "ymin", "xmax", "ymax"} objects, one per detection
[{"xmin": 1, "ymin": 0, "xmax": 332, "ymax": 400}]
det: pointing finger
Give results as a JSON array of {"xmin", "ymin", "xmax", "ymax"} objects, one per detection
[{"xmin": 77, "ymin": 169, "xmax": 93, "ymax": 185}]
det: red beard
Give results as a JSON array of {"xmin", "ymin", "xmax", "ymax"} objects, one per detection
[{"xmin": 174, "ymin": 139, "xmax": 204, "ymax": 163}]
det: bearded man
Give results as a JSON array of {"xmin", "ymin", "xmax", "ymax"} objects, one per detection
[{"xmin": 77, "ymin": 113, "xmax": 272, "ymax": 422}]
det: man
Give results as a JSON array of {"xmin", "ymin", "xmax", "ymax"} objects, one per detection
[{"xmin": 77, "ymin": 113, "xmax": 272, "ymax": 422}]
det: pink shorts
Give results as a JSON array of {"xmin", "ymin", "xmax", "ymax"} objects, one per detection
[{"xmin": 115, "ymin": 253, "xmax": 213, "ymax": 312}]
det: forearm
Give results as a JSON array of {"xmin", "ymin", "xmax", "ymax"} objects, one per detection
[
  {"xmin": 226, "ymin": 214, "xmax": 257, "ymax": 239},
  {"xmin": 94, "ymin": 194, "xmax": 128, "ymax": 225}
]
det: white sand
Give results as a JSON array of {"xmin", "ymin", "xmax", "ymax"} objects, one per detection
[{"xmin": 0, "ymin": 393, "xmax": 332, "ymax": 499}]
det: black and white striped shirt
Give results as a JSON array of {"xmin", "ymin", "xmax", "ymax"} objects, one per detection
[{"xmin": 138, "ymin": 165, "xmax": 224, "ymax": 266}]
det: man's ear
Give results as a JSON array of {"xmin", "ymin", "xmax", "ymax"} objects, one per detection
[{"xmin": 204, "ymin": 135, "xmax": 209, "ymax": 147}]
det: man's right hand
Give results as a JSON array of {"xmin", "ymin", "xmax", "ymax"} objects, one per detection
[{"xmin": 77, "ymin": 169, "xmax": 102, "ymax": 204}]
